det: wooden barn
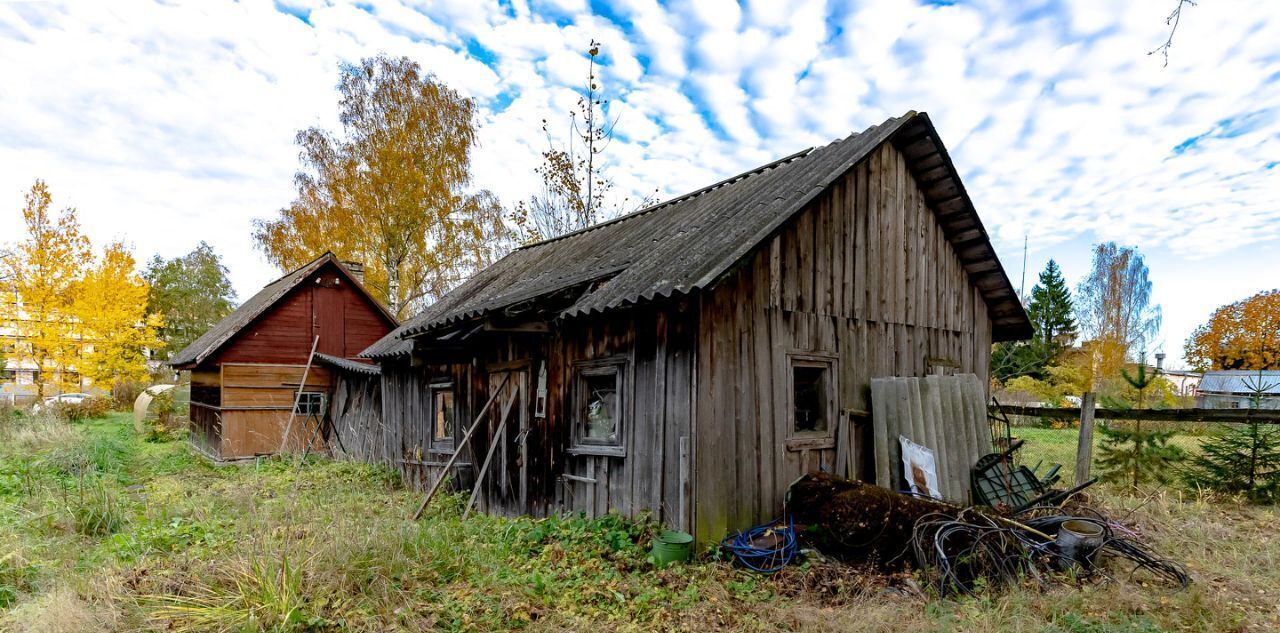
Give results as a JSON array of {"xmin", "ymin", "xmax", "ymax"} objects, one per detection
[
  {"xmin": 170, "ymin": 253, "xmax": 397, "ymax": 461},
  {"xmin": 357, "ymin": 111, "xmax": 1031, "ymax": 543}
]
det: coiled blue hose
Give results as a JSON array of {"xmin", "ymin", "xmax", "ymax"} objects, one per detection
[{"xmin": 719, "ymin": 516, "xmax": 799, "ymax": 573}]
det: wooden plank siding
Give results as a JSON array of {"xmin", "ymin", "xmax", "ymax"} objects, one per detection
[
  {"xmin": 373, "ymin": 301, "xmax": 698, "ymax": 532},
  {"xmin": 209, "ymin": 262, "xmax": 392, "ymax": 366},
  {"xmin": 693, "ymin": 143, "xmax": 993, "ymax": 544},
  {"xmin": 186, "ymin": 259, "xmax": 396, "ymax": 461}
]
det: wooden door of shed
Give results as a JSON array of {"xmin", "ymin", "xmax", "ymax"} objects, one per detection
[
  {"xmin": 314, "ymin": 286, "xmax": 345, "ymax": 357},
  {"xmin": 483, "ymin": 366, "xmax": 528, "ymax": 515}
]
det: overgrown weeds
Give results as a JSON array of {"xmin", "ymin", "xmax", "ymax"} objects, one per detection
[{"xmin": 1, "ymin": 413, "xmax": 1277, "ymax": 632}]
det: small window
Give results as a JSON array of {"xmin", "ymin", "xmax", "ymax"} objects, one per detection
[
  {"xmin": 793, "ymin": 365, "xmax": 829, "ymax": 433},
  {"xmin": 570, "ymin": 357, "xmax": 627, "ymax": 456},
  {"xmin": 294, "ymin": 392, "xmax": 325, "ymax": 416},
  {"xmin": 432, "ymin": 386, "xmax": 455, "ymax": 443},
  {"xmin": 786, "ymin": 353, "xmax": 837, "ymax": 450}
]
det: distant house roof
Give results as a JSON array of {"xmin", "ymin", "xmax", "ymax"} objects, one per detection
[
  {"xmin": 363, "ymin": 111, "xmax": 1032, "ymax": 359},
  {"xmin": 1198, "ymin": 370, "xmax": 1280, "ymax": 396},
  {"xmin": 169, "ymin": 252, "xmax": 396, "ymax": 368}
]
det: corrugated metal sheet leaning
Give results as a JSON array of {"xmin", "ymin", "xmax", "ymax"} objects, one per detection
[{"xmin": 870, "ymin": 373, "xmax": 992, "ymax": 503}]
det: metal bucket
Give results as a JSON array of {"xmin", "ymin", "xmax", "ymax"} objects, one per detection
[{"xmin": 1056, "ymin": 519, "xmax": 1105, "ymax": 569}]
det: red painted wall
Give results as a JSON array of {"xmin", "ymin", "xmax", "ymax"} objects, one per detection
[{"xmin": 209, "ymin": 262, "xmax": 395, "ymax": 366}]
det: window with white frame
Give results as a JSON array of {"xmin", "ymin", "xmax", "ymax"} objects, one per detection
[{"xmin": 570, "ymin": 357, "xmax": 627, "ymax": 456}]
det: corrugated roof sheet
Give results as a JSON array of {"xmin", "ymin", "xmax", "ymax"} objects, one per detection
[
  {"xmin": 1198, "ymin": 370, "xmax": 1280, "ymax": 396},
  {"xmin": 313, "ymin": 352, "xmax": 382, "ymax": 375},
  {"xmin": 363, "ymin": 111, "xmax": 1030, "ymax": 358},
  {"xmin": 169, "ymin": 252, "xmax": 395, "ymax": 367}
]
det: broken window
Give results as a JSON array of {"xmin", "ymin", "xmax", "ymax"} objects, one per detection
[
  {"xmin": 432, "ymin": 385, "xmax": 454, "ymax": 443},
  {"xmin": 788, "ymin": 358, "xmax": 839, "ymax": 437},
  {"xmin": 571, "ymin": 357, "xmax": 627, "ymax": 456}
]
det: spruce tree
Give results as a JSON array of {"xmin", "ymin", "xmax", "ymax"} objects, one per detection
[
  {"xmin": 992, "ymin": 260, "xmax": 1077, "ymax": 382},
  {"xmin": 1183, "ymin": 370, "xmax": 1280, "ymax": 502},
  {"xmin": 1027, "ymin": 259, "xmax": 1076, "ymax": 362},
  {"xmin": 1096, "ymin": 356, "xmax": 1185, "ymax": 486}
]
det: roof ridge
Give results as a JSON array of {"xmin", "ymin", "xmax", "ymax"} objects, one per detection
[
  {"xmin": 263, "ymin": 251, "xmax": 334, "ymax": 286},
  {"xmin": 516, "ymin": 146, "xmax": 815, "ymax": 250}
]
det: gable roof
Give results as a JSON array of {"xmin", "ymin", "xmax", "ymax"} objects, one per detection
[
  {"xmin": 363, "ymin": 111, "xmax": 1030, "ymax": 358},
  {"xmin": 169, "ymin": 252, "xmax": 396, "ymax": 368}
]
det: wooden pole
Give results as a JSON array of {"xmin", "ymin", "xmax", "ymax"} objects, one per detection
[
  {"xmin": 279, "ymin": 336, "xmax": 320, "ymax": 454},
  {"xmin": 411, "ymin": 372, "xmax": 510, "ymax": 521},
  {"xmin": 463, "ymin": 382, "xmax": 519, "ymax": 519},
  {"xmin": 1074, "ymin": 392, "xmax": 1097, "ymax": 487}
]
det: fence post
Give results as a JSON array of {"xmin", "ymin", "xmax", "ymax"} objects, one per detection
[{"xmin": 1075, "ymin": 392, "xmax": 1097, "ymax": 486}]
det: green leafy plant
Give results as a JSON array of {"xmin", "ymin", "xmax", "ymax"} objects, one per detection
[
  {"xmin": 52, "ymin": 396, "xmax": 112, "ymax": 421},
  {"xmin": 67, "ymin": 480, "xmax": 124, "ymax": 536}
]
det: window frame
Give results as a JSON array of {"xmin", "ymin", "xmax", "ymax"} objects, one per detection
[
  {"xmin": 568, "ymin": 355, "xmax": 629, "ymax": 457},
  {"xmin": 430, "ymin": 382, "xmax": 456, "ymax": 446},
  {"xmin": 785, "ymin": 352, "xmax": 838, "ymax": 451},
  {"xmin": 294, "ymin": 391, "xmax": 326, "ymax": 417}
]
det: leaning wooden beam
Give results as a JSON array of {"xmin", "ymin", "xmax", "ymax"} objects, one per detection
[
  {"xmin": 463, "ymin": 383, "xmax": 520, "ymax": 519},
  {"xmin": 411, "ymin": 372, "xmax": 511, "ymax": 521},
  {"xmin": 278, "ymin": 336, "xmax": 320, "ymax": 454}
]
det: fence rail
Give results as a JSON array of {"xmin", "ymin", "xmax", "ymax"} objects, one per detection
[{"xmin": 991, "ymin": 405, "xmax": 1280, "ymax": 424}]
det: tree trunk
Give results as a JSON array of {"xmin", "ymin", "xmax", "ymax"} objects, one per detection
[{"xmin": 386, "ymin": 261, "xmax": 400, "ymax": 317}]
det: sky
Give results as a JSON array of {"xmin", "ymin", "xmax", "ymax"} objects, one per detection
[{"xmin": 1, "ymin": 0, "xmax": 1278, "ymax": 368}]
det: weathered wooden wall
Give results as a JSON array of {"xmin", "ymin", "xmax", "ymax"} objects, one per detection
[
  {"xmin": 368, "ymin": 301, "xmax": 696, "ymax": 531},
  {"xmin": 694, "ymin": 142, "xmax": 994, "ymax": 543},
  {"xmin": 552, "ymin": 302, "xmax": 697, "ymax": 531},
  {"xmin": 328, "ymin": 371, "xmax": 387, "ymax": 463}
]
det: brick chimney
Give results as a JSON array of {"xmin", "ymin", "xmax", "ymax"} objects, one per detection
[{"xmin": 342, "ymin": 261, "xmax": 365, "ymax": 284}]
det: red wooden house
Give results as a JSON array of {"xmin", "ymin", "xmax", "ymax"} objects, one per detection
[{"xmin": 169, "ymin": 253, "xmax": 397, "ymax": 460}]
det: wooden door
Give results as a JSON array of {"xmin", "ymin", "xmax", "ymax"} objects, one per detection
[
  {"xmin": 314, "ymin": 286, "xmax": 345, "ymax": 357},
  {"xmin": 483, "ymin": 366, "xmax": 528, "ymax": 516}
]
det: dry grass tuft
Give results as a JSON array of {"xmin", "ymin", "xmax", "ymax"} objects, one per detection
[
  {"xmin": 0, "ymin": 586, "xmax": 120, "ymax": 633},
  {"xmin": 0, "ymin": 413, "xmax": 80, "ymax": 458}
]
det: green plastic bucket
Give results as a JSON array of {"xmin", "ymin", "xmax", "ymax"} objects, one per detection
[{"xmin": 650, "ymin": 530, "xmax": 694, "ymax": 567}]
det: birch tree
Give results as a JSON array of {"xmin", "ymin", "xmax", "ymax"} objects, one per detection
[
  {"xmin": 74, "ymin": 241, "xmax": 164, "ymax": 386},
  {"xmin": 1075, "ymin": 243, "xmax": 1162, "ymax": 385},
  {"xmin": 254, "ymin": 55, "xmax": 513, "ymax": 317},
  {"xmin": 2, "ymin": 180, "xmax": 90, "ymax": 397}
]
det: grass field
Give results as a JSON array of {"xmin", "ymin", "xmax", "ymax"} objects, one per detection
[
  {"xmin": 2, "ymin": 412, "xmax": 1278, "ymax": 632},
  {"xmin": 1013, "ymin": 425, "xmax": 1210, "ymax": 486}
]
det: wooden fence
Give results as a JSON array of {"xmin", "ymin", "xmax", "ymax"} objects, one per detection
[{"xmin": 991, "ymin": 404, "xmax": 1280, "ymax": 424}]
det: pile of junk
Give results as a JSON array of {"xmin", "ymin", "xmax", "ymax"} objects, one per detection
[{"xmin": 719, "ymin": 375, "xmax": 1190, "ymax": 596}]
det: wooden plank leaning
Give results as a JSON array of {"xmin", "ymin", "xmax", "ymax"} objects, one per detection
[
  {"xmin": 464, "ymin": 382, "xmax": 520, "ymax": 519},
  {"xmin": 278, "ymin": 335, "xmax": 320, "ymax": 454},
  {"xmin": 411, "ymin": 372, "xmax": 511, "ymax": 521}
]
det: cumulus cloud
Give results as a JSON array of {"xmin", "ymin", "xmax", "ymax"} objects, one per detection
[{"xmin": 2, "ymin": 0, "xmax": 1279, "ymax": 362}]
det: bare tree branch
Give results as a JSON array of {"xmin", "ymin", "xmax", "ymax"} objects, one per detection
[{"xmin": 1149, "ymin": 0, "xmax": 1196, "ymax": 67}]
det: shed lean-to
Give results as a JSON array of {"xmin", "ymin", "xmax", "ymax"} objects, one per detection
[
  {"xmin": 354, "ymin": 111, "xmax": 1032, "ymax": 544},
  {"xmin": 169, "ymin": 253, "xmax": 396, "ymax": 460}
]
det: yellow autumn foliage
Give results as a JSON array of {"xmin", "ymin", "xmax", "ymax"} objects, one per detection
[{"xmin": 73, "ymin": 241, "xmax": 164, "ymax": 386}]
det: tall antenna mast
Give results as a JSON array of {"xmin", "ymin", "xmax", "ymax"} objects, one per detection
[{"xmin": 1019, "ymin": 234, "xmax": 1028, "ymax": 301}]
